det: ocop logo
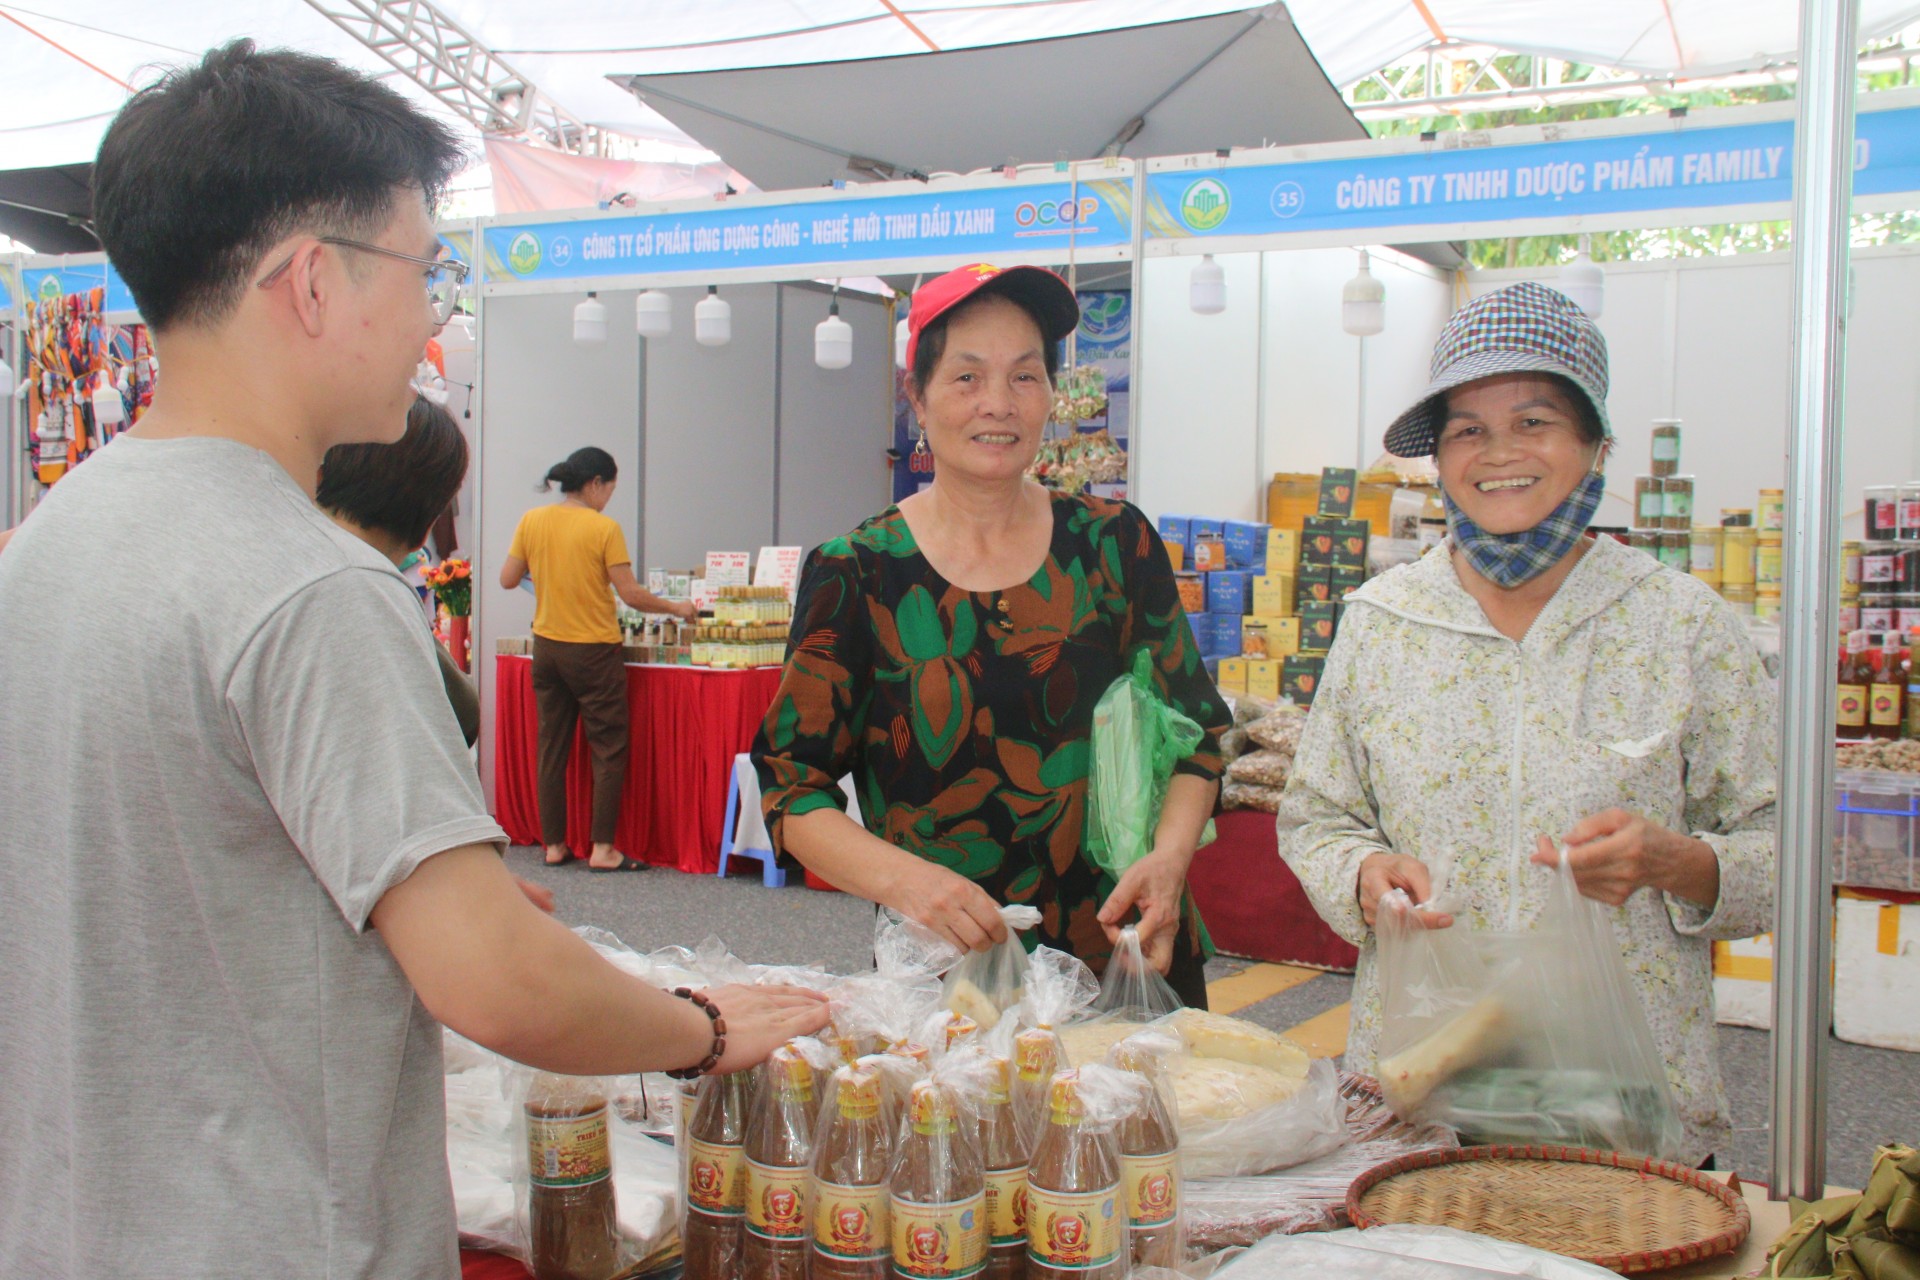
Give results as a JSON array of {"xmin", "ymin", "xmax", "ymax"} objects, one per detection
[
  {"xmin": 1179, "ymin": 178, "xmax": 1231, "ymax": 231},
  {"xmin": 505, "ymin": 231, "xmax": 542, "ymax": 276},
  {"xmin": 1015, "ymin": 196, "xmax": 1099, "ymax": 228}
]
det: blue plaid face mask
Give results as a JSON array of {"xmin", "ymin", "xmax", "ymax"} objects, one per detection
[{"xmin": 1443, "ymin": 470, "xmax": 1606, "ymax": 588}]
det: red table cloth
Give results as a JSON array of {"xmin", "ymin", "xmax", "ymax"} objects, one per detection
[
  {"xmin": 1188, "ymin": 809, "xmax": 1359, "ymax": 972},
  {"xmin": 494, "ymin": 655, "xmax": 783, "ymax": 873}
]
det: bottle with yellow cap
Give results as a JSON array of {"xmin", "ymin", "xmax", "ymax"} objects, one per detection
[
  {"xmin": 1011, "ymin": 1029, "xmax": 1061, "ymax": 1150},
  {"xmin": 1113, "ymin": 1043, "xmax": 1183, "ymax": 1269},
  {"xmin": 1025, "ymin": 1071, "xmax": 1125, "ymax": 1280},
  {"xmin": 888, "ymin": 1080, "xmax": 987, "ymax": 1279},
  {"xmin": 810, "ymin": 1065, "xmax": 893, "ymax": 1280},
  {"xmin": 974, "ymin": 1057, "xmax": 1031, "ymax": 1280},
  {"xmin": 743, "ymin": 1045, "xmax": 818, "ymax": 1280}
]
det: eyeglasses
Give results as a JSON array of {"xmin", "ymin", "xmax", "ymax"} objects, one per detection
[{"xmin": 256, "ymin": 236, "xmax": 470, "ymax": 325}]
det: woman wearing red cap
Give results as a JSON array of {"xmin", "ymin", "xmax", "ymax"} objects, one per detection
[{"xmin": 752, "ymin": 263, "xmax": 1228, "ymax": 1003}]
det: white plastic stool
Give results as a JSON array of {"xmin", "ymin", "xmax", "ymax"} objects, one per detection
[{"xmin": 718, "ymin": 753, "xmax": 860, "ymax": 887}]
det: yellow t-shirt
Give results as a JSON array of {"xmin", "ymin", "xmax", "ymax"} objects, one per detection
[{"xmin": 508, "ymin": 503, "xmax": 630, "ymax": 644}]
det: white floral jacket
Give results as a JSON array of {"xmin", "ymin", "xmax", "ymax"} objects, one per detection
[{"xmin": 1278, "ymin": 535, "xmax": 1777, "ymax": 1164}]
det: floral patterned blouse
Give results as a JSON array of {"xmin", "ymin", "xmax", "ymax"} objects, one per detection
[
  {"xmin": 753, "ymin": 493, "xmax": 1228, "ymax": 977},
  {"xmin": 1278, "ymin": 535, "xmax": 1777, "ymax": 1165}
]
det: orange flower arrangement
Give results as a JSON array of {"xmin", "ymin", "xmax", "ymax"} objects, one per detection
[{"xmin": 423, "ymin": 557, "xmax": 472, "ymax": 617}]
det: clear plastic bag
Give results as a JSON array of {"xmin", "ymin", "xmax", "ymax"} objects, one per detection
[
  {"xmin": 1372, "ymin": 853, "xmax": 1684, "ymax": 1159},
  {"xmin": 1094, "ymin": 924, "xmax": 1185, "ymax": 1022},
  {"xmin": 942, "ymin": 903, "xmax": 1043, "ymax": 1033},
  {"xmin": 1211, "ymin": 1224, "xmax": 1622, "ymax": 1280},
  {"xmin": 1087, "ymin": 647, "xmax": 1217, "ymax": 880},
  {"xmin": 832, "ymin": 909, "xmax": 959, "ymax": 1055}
]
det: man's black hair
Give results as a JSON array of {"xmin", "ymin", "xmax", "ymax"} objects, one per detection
[
  {"xmin": 317, "ymin": 397, "xmax": 468, "ymax": 551},
  {"xmin": 92, "ymin": 39, "xmax": 464, "ymax": 330}
]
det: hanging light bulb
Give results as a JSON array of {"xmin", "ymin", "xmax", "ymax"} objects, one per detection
[
  {"xmin": 572, "ymin": 291, "xmax": 608, "ymax": 344},
  {"xmin": 694, "ymin": 285, "xmax": 731, "ymax": 346},
  {"xmin": 894, "ymin": 316, "xmax": 910, "ymax": 370},
  {"xmin": 1558, "ymin": 234, "xmax": 1605, "ymax": 317},
  {"xmin": 91, "ymin": 376, "xmax": 128, "ymax": 427},
  {"xmin": 635, "ymin": 289, "xmax": 671, "ymax": 339},
  {"xmin": 1341, "ymin": 249, "xmax": 1386, "ymax": 336},
  {"xmin": 815, "ymin": 292, "xmax": 852, "ymax": 369},
  {"xmin": 1189, "ymin": 254, "xmax": 1226, "ymax": 314}
]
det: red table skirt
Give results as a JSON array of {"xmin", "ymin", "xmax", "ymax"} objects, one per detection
[
  {"xmin": 494, "ymin": 654, "xmax": 783, "ymax": 873},
  {"xmin": 459, "ymin": 1248, "xmax": 531, "ymax": 1280},
  {"xmin": 1188, "ymin": 809, "xmax": 1360, "ymax": 972}
]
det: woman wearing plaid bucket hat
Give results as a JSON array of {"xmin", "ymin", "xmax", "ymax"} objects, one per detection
[
  {"xmin": 1279, "ymin": 282, "xmax": 1778, "ymax": 1166},
  {"xmin": 751, "ymin": 264, "xmax": 1229, "ymax": 1003}
]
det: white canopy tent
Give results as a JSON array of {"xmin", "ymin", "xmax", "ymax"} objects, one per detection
[{"xmin": 14, "ymin": 0, "xmax": 1920, "ymax": 174}]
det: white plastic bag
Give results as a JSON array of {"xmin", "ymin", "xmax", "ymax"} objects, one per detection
[
  {"xmin": 1093, "ymin": 923, "xmax": 1185, "ymax": 1022},
  {"xmin": 1373, "ymin": 853, "xmax": 1684, "ymax": 1158},
  {"xmin": 942, "ymin": 904, "xmax": 1043, "ymax": 1032}
]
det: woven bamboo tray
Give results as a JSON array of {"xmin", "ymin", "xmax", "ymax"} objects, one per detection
[{"xmin": 1346, "ymin": 1145, "xmax": 1751, "ymax": 1274}]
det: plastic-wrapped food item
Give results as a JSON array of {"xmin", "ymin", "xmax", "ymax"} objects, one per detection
[
  {"xmin": 1181, "ymin": 1073, "xmax": 1457, "ymax": 1252},
  {"xmin": 682, "ymin": 1069, "xmax": 757, "ymax": 1280},
  {"xmin": 1087, "ymin": 648, "xmax": 1218, "ymax": 882},
  {"xmin": 1026, "ymin": 1066, "xmax": 1148, "ymax": 1280},
  {"xmin": 1245, "ymin": 703, "xmax": 1308, "ymax": 753},
  {"xmin": 1210, "ymin": 1223, "xmax": 1621, "ymax": 1279},
  {"xmin": 834, "ymin": 909, "xmax": 960, "ymax": 1057},
  {"xmin": 523, "ymin": 1072, "xmax": 622, "ymax": 1280},
  {"xmin": 943, "ymin": 904, "xmax": 1043, "ymax": 1031},
  {"xmin": 1175, "ymin": 1057, "xmax": 1345, "ymax": 1179},
  {"xmin": 1225, "ymin": 750, "xmax": 1293, "ymax": 789},
  {"xmin": 1221, "ymin": 782, "xmax": 1286, "ymax": 814},
  {"xmin": 743, "ymin": 1043, "xmax": 828, "ymax": 1280},
  {"xmin": 968, "ymin": 1055, "xmax": 1033, "ymax": 1280},
  {"xmin": 1112, "ymin": 1032, "xmax": 1185, "ymax": 1269},
  {"xmin": 810, "ymin": 1063, "xmax": 895, "ymax": 1280},
  {"xmin": 1372, "ymin": 853, "xmax": 1684, "ymax": 1158},
  {"xmin": 1092, "ymin": 924, "xmax": 1184, "ymax": 1022},
  {"xmin": 1006, "ymin": 947, "xmax": 1102, "ymax": 1145},
  {"xmin": 888, "ymin": 1079, "xmax": 989, "ymax": 1278}
]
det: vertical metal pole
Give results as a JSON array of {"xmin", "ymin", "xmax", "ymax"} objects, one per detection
[
  {"xmin": 1125, "ymin": 160, "xmax": 1146, "ymax": 498},
  {"xmin": 1770, "ymin": 0, "xmax": 1858, "ymax": 1201},
  {"xmin": 1356, "ymin": 337, "xmax": 1369, "ymax": 472}
]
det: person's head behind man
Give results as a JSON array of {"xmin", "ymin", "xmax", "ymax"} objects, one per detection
[
  {"xmin": 92, "ymin": 40, "xmax": 464, "ymax": 459},
  {"xmin": 317, "ymin": 396, "xmax": 468, "ymax": 565}
]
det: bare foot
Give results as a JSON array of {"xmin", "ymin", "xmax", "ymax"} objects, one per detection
[
  {"xmin": 543, "ymin": 844, "xmax": 574, "ymax": 867},
  {"xmin": 587, "ymin": 842, "xmax": 624, "ymax": 871}
]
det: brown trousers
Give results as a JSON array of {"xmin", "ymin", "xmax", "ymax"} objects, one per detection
[{"xmin": 530, "ymin": 637, "xmax": 630, "ymax": 848}]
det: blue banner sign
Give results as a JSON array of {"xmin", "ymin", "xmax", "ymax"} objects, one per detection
[
  {"xmin": 483, "ymin": 179, "xmax": 1132, "ymax": 284},
  {"xmin": 0, "ymin": 266, "xmax": 12, "ymax": 315},
  {"xmin": 22, "ymin": 261, "xmax": 139, "ymax": 315},
  {"xmin": 1146, "ymin": 105, "xmax": 1920, "ymax": 239}
]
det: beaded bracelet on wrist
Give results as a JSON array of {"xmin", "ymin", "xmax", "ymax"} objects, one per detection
[{"xmin": 664, "ymin": 987, "xmax": 727, "ymax": 1080}]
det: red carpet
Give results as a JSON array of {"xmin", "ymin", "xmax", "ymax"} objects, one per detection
[{"xmin": 1189, "ymin": 810, "xmax": 1359, "ymax": 972}]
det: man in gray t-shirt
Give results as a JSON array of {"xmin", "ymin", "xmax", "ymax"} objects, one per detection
[{"xmin": 0, "ymin": 42, "xmax": 826, "ymax": 1280}]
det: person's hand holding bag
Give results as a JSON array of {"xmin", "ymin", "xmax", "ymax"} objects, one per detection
[{"xmin": 1357, "ymin": 853, "xmax": 1454, "ymax": 930}]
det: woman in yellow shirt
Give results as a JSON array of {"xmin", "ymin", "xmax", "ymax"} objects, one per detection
[{"xmin": 499, "ymin": 447, "xmax": 695, "ymax": 871}]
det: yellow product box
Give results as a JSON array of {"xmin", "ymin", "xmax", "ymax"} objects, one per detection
[
  {"xmin": 1259, "ymin": 615, "xmax": 1300, "ymax": 659},
  {"xmin": 1166, "ymin": 542, "xmax": 1184, "ymax": 573},
  {"xmin": 1265, "ymin": 528, "xmax": 1299, "ymax": 573},
  {"xmin": 1214, "ymin": 656, "xmax": 1248, "ymax": 695},
  {"xmin": 1247, "ymin": 659, "xmax": 1282, "ymax": 701},
  {"xmin": 1252, "ymin": 574, "xmax": 1295, "ymax": 616}
]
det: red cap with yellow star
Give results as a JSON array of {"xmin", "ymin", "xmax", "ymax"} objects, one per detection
[{"xmin": 904, "ymin": 262, "xmax": 1079, "ymax": 374}]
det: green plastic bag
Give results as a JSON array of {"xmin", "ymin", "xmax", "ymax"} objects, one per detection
[{"xmin": 1086, "ymin": 648, "xmax": 1217, "ymax": 880}]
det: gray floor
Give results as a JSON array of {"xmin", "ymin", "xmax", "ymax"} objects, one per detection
[{"xmin": 513, "ymin": 846, "xmax": 1920, "ymax": 1190}]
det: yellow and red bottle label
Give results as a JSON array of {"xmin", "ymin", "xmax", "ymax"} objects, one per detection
[
  {"xmin": 527, "ymin": 1106, "xmax": 611, "ymax": 1189},
  {"xmin": 1871, "ymin": 684, "xmax": 1903, "ymax": 727},
  {"xmin": 744, "ymin": 1159, "xmax": 809, "ymax": 1240},
  {"xmin": 685, "ymin": 1138, "xmax": 746, "ymax": 1215},
  {"xmin": 1026, "ymin": 1183, "xmax": 1122, "ymax": 1270},
  {"xmin": 984, "ymin": 1166, "xmax": 1029, "ymax": 1247},
  {"xmin": 890, "ymin": 1192, "xmax": 986, "ymax": 1277},
  {"xmin": 813, "ymin": 1180, "xmax": 890, "ymax": 1261},
  {"xmin": 1839, "ymin": 684, "xmax": 1868, "ymax": 728},
  {"xmin": 1121, "ymin": 1151, "xmax": 1180, "ymax": 1229}
]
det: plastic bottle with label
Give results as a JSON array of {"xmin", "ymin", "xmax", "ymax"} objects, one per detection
[
  {"xmin": 524, "ymin": 1072, "xmax": 621, "ymax": 1280},
  {"xmin": 1871, "ymin": 637, "xmax": 1908, "ymax": 742},
  {"xmin": 1113, "ymin": 1045, "xmax": 1183, "ymax": 1270},
  {"xmin": 888, "ymin": 1080, "xmax": 987, "ymax": 1279},
  {"xmin": 1011, "ymin": 1029, "xmax": 1062, "ymax": 1150},
  {"xmin": 1907, "ymin": 628, "xmax": 1920, "ymax": 741},
  {"xmin": 743, "ymin": 1046, "xmax": 818, "ymax": 1280},
  {"xmin": 811, "ymin": 1065, "xmax": 894, "ymax": 1280},
  {"xmin": 974, "ymin": 1057, "xmax": 1031, "ymax": 1280},
  {"xmin": 1838, "ymin": 630, "xmax": 1872, "ymax": 742},
  {"xmin": 683, "ymin": 1069, "xmax": 756, "ymax": 1280},
  {"xmin": 1025, "ymin": 1071, "xmax": 1126, "ymax": 1280}
]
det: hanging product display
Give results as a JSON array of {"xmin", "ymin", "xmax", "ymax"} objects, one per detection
[
  {"xmin": 1027, "ymin": 365, "xmax": 1123, "ymax": 494},
  {"xmin": 23, "ymin": 289, "xmax": 153, "ymax": 488}
]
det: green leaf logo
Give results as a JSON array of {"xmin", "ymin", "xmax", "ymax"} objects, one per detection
[
  {"xmin": 1179, "ymin": 178, "xmax": 1231, "ymax": 232},
  {"xmin": 506, "ymin": 231, "xmax": 543, "ymax": 276}
]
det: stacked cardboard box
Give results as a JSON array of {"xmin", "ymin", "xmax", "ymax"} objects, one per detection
[{"xmin": 1164, "ymin": 468, "xmax": 1373, "ymax": 707}]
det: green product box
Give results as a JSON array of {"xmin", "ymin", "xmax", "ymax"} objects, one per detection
[
  {"xmin": 1331, "ymin": 565, "xmax": 1368, "ymax": 597},
  {"xmin": 1282, "ymin": 654, "xmax": 1327, "ymax": 706},
  {"xmin": 1297, "ymin": 564, "xmax": 1334, "ymax": 604},
  {"xmin": 1299, "ymin": 601, "xmax": 1339, "ymax": 653},
  {"xmin": 1318, "ymin": 467, "xmax": 1358, "ymax": 516}
]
